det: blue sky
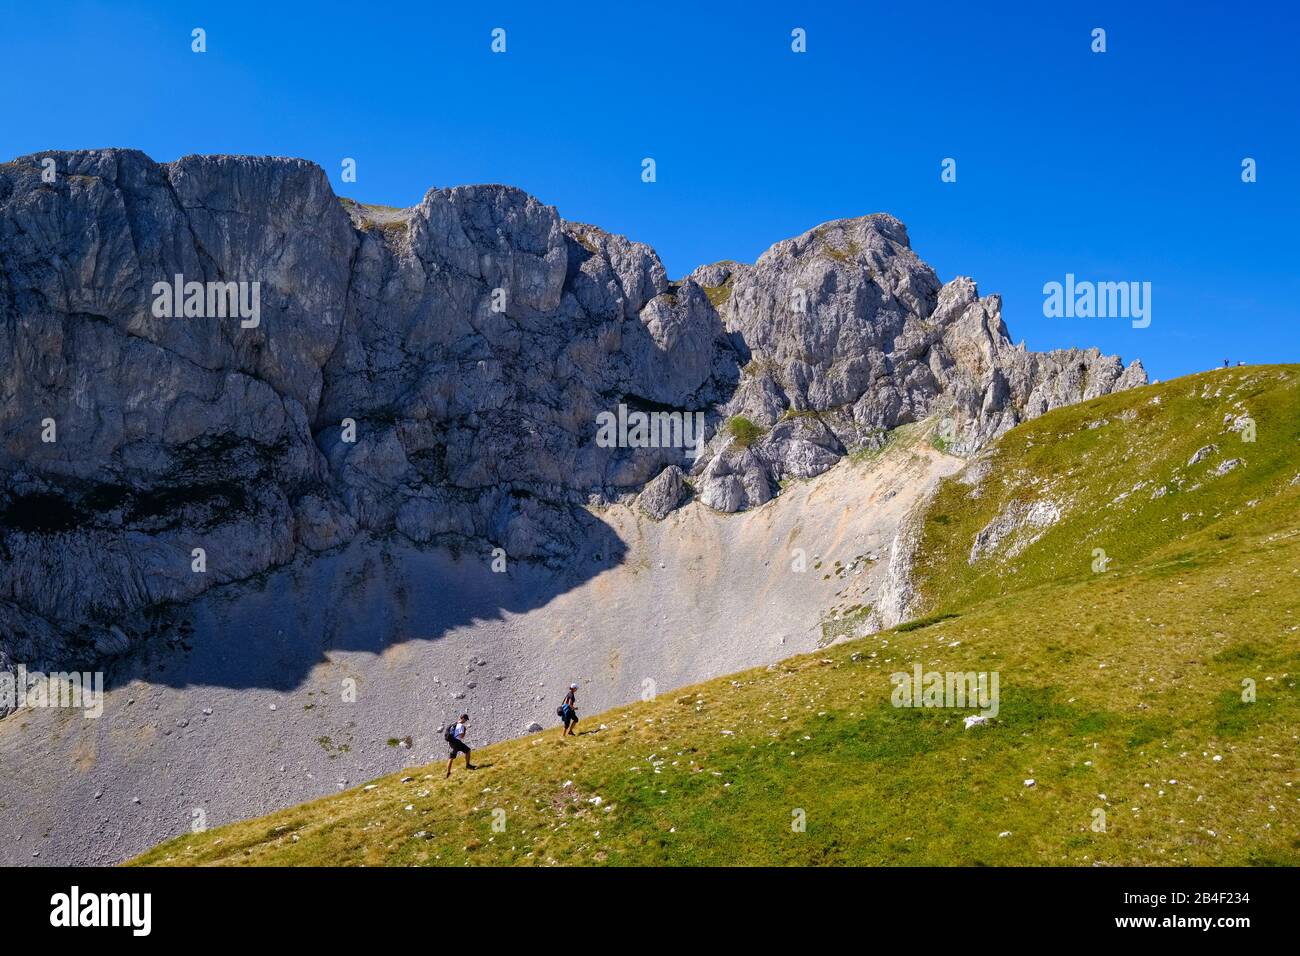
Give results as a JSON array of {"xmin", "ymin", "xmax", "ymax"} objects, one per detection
[{"xmin": 2, "ymin": 0, "xmax": 1296, "ymax": 381}]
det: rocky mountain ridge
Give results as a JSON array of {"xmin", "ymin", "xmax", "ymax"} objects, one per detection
[{"xmin": 0, "ymin": 149, "xmax": 1145, "ymax": 686}]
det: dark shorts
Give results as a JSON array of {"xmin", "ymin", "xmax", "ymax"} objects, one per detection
[
  {"xmin": 562, "ymin": 707, "xmax": 578, "ymax": 728},
  {"xmin": 447, "ymin": 737, "xmax": 470, "ymax": 759}
]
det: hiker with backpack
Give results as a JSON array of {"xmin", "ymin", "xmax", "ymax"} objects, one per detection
[
  {"xmin": 444, "ymin": 713, "xmax": 475, "ymax": 777},
  {"xmin": 557, "ymin": 683, "xmax": 579, "ymax": 736}
]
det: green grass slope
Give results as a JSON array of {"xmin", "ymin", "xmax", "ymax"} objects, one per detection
[
  {"xmin": 912, "ymin": 365, "xmax": 1300, "ymax": 616},
  {"xmin": 131, "ymin": 367, "xmax": 1300, "ymax": 866}
]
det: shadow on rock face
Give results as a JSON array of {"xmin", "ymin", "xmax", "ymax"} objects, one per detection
[{"xmin": 110, "ymin": 513, "xmax": 627, "ymax": 693}]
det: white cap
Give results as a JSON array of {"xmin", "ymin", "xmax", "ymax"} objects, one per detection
[{"xmin": 570, "ymin": 683, "xmax": 579, "ymax": 689}]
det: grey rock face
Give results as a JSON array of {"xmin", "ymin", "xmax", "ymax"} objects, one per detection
[
  {"xmin": 0, "ymin": 149, "xmax": 1145, "ymax": 674},
  {"xmin": 700, "ymin": 223, "xmax": 1147, "ymax": 480},
  {"xmin": 636, "ymin": 466, "xmax": 687, "ymax": 520},
  {"xmin": 697, "ymin": 446, "xmax": 773, "ymax": 513}
]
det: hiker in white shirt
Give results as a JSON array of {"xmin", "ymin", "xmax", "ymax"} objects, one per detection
[{"xmin": 444, "ymin": 713, "xmax": 475, "ymax": 777}]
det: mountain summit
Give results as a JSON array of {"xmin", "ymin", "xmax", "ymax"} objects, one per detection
[{"xmin": 0, "ymin": 149, "xmax": 1142, "ymax": 676}]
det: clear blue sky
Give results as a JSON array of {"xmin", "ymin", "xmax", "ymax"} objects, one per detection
[{"xmin": 2, "ymin": 0, "xmax": 1296, "ymax": 381}]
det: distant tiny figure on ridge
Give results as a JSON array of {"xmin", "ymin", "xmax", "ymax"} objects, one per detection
[
  {"xmin": 444, "ymin": 713, "xmax": 475, "ymax": 777},
  {"xmin": 558, "ymin": 683, "xmax": 579, "ymax": 737}
]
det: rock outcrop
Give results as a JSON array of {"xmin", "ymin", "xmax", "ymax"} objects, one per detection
[
  {"xmin": 0, "ymin": 149, "xmax": 1145, "ymax": 686},
  {"xmin": 695, "ymin": 220, "xmax": 1147, "ymax": 477},
  {"xmin": 636, "ymin": 466, "xmax": 688, "ymax": 520}
]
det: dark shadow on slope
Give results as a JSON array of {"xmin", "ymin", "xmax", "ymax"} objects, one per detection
[{"xmin": 102, "ymin": 508, "xmax": 627, "ymax": 693}]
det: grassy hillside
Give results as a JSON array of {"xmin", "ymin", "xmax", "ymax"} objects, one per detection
[
  {"xmin": 912, "ymin": 365, "xmax": 1300, "ymax": 615},
  {"xmin": 131, "ymin": 367, "xmax": 1300, "ymax": 866}
]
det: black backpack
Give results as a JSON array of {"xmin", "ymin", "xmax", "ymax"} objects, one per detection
[
  {"xmin": 555, "ymin": 704, "xmax": 565, "ymax": 718},
  {"xmin": 443, "ymin": 722, "xmax": 458, "ymax": 743}
]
